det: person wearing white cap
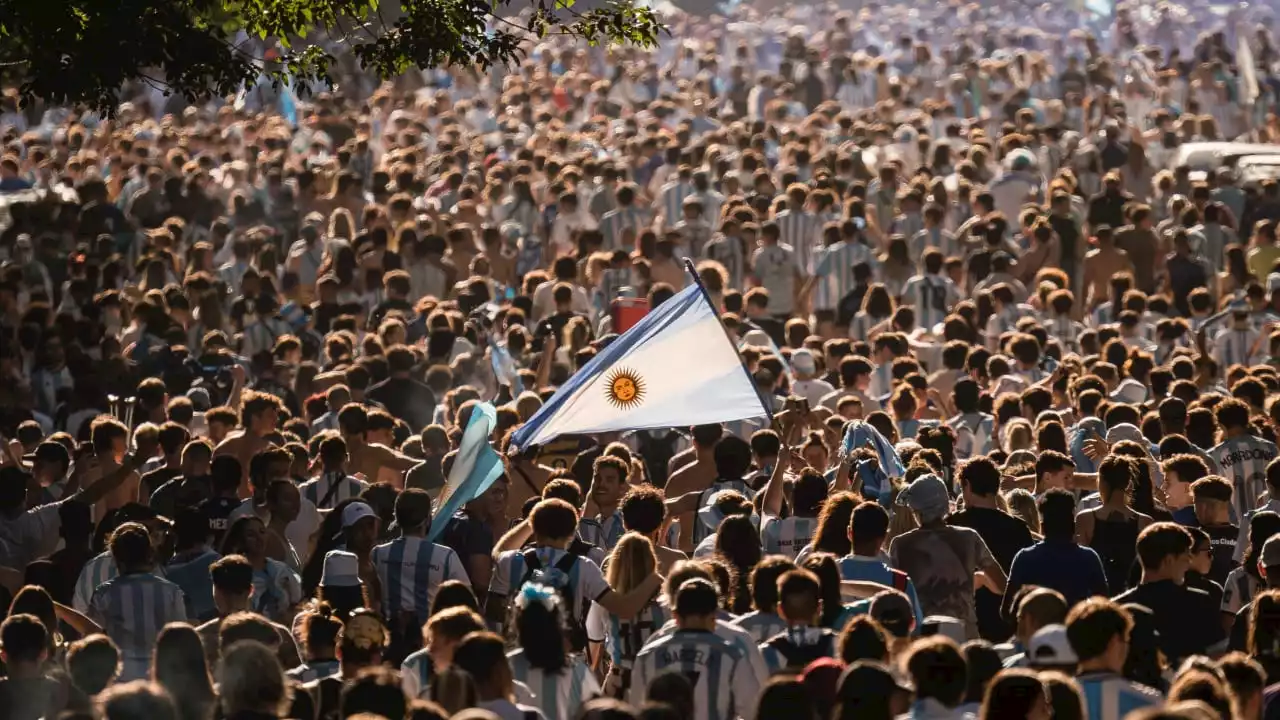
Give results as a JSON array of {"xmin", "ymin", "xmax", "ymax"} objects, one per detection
[
  {"xmin": 371, "ymin": 489, "xmax": 470, "ymax": 642},
  {"xmin": 318, "ymin": 550, "xmax": 368, "ymax": 617},
  {"xmin": 787, "ymin": 348, "xmax": 834, "ymax": 406}
]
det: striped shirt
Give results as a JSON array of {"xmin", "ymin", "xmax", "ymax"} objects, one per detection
[
  {"xmin": 587, "ymin": 600, "xmax": 672, "ymax": 669},
  {"xmin": 836, "ymin": 555, "xmax": 925, "ymax": 629},
  {"xmin": 252, "ymin": 558, "xmax": 304, "ymax": 622},
  {"xmin": 849, "ymin": 312, "xmax": 888, "ymax": 342},
  {"xmin": 1045, "ymin": 315, "xmax": 1085, "ymax": 353},
  {"xmin": 372, "ymin": 535, "xmax": 471, "ymax": 625},
  {"xmin": 287, "ymin": 659, "xmax": 340, "ymax": 684},
  {"xmin": 73, "ymin": 551, "xmax": 119, "ymax": 613},
  {"xmin": 1210, "ymin": 434, "xmax": 1279, "ymax": 519},
  {"xmin": 758, "ymin": 626, "xmax": 837, "ymax": 673},
  {"xmin": 1213, "ymin": 327, "xmax": 1262, "ymax": 370},
  {"xmin": 730, "ymin": 611, "xmax": 788, "ymax": 644},
  {"xmin": 1221, "ymin": 567, "xmax": 1259, "ymax": 615},
  {"xmin": 774, "ymin": 210, "xmax": 824, "ymax": 273},
  {"xmin": 300, "ymin": 471, "xmax": 369, "ymax": 510},
  {"xmin": 1076, "ymin": 672, "xmax": 1162, "ymax": 720},
  {"xmin": 949, "ymin": 412, "xmax": 995, "ymax": 461},
  {"xmin": 704, "ymin": 234, "xmax": 748, "ymax": 291},
  {"xmin": 692, "ymin": 480, "xmax": 758, "ymax": 547},
  {"xmin": 491, "ymin": 546, "xmax": 610, "ymax": 628},
  {"xmin": 508, "ymin": 648, "xmax": 601, "ymax": 720},
  {"xmin": 163, "ymin": 548, "xmax": 221, "ymax": 622},
  {"xmin": 579, "ymin": 510, "xmax": 626, "ymax": 555},
  {"xmin": 901, "ymin": 274, "xmax": 961, "ymax": 333},
  {"xmin": 760, "ymin": 516, "xmax": 818, "ymax": 558},
  {"xmin": 910, "ymin": 227, "xmax": 960, "ymax": 259},
  {"xmin": 599, "ymin": 206, "xmax": 653, "ymax": 251},
  {"xmin": 630, "ymin": 629, "xmax": 762, "ymax": 720},
  {"xmin": 655, "ymin": 180, "xmax": 694, "ymax": 231},
  {"xmin": 811, "ymin": 241, "xmax": 874, "ymax": 311},
  {"xmin": 751, "ymin": 243, "xmax": 799, "ymax": 315},
  {"xmin": 88, "ymin": 572, "xmax": 188, "ymax": 681},
  {"xmin": 400, "ymin": 648, "xmax": 435, "ymax": 700}
]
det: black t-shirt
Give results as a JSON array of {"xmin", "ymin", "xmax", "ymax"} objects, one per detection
[
  {"xmin": 200, "ymin": 496, "xmax": 240, "ymax": 547},
  {"xmin": 440, "ymin": 513, "xmax": 495, "ymax": 565},
  {"xmin": 0, "ymin": 675, "xmax": 59, "ymax": 720},
  {"xmin": 1203, "ymin": 523, "xmax": 1240, "ymax": 585},
  {"xmin": 140, "ymin": 466, "xmax": 181, "ymax": 501},
  {"xmin": 948, "ymin": 506, "xmax": 1035, "ymax": 641},
  {"xmin": 151, "ymin": 476, "xmax": 212, "ymax": 519},
  {"xmin": 1114, "ymin": 579, "xmax": 1226, "ymax": 664}
]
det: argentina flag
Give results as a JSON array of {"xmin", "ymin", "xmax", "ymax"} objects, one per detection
[
  {"xmin": 426, "ymin": 402, "xmax": 505, "ymax": 543},
  {"xmin": 510, "ymin": 265, "xmax": 768, "ymax": 451}
]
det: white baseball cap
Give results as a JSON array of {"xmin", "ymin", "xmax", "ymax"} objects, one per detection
[{"xmin": 341, "ymin": 501, "xmax": 377, "ymax": 529}]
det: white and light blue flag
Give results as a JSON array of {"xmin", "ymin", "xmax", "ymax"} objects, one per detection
[
  {"xmin": 427, "ymin": 401, "xmax": 504, "ymax": 542},
  {"xmin": 510, "ymin": 270, "xmax": 768, "ymax": 450}
]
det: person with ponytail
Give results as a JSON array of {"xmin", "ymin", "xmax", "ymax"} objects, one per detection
[
  {"xmin": 287, "ymin": 602, "xmax": 343, "ymax": 684},
  {"xmin": 509, "ymin": 582, "xmax": 601, "ymax": 720},
  {"xmin": 586, "ymin": 532, "xmax": 671, "ymax": 697}
]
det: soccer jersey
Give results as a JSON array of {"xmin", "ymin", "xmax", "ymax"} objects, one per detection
[
  {"xmin": 810, "ymin": 241, "xmax": 874, "ymax": 311},
  {"xmin": 508, "ymin": 648, "xmax": 601, "ymax": 720},
  {"xmin": 73, "ymin": 551, "xmax": 118, "ymax": 613},
  {"xmin": 900, "ymin": 274, "xmax": 960, "ymax": 332},
  {"xmin": 88, "ymin": 572, "xmax": 187, "ymax": 681},
  {"xmin": 587, "ymin": 600, "xmax": 672, "ymax": 669},
  {"xmin": 287, "ymin": 659, "xmax": 340, "ymax": 684},
  {"xmin": 372, "ymin": 535, "xmax": 471, "ymax": 625},
  {"xmin": 758, "ymin": 626, "xmax": 838, "ymax": 673},
  {"xmin": 949, "ymin": 412, "xmax": 995, "ymax": 461},
  {"xmin": 630, "ymin": 629, "xmax": 762, "ymax": 720},
  {"xmin": 1213, "ymin": 327, "xmax": 1262, "ymax": 370},
  {"xmin": 759, "ymin": 515, "xmax": 817, "ymax": 558},
  {"xmin": 1221, "ymin": 567, "xmax": 1260, "ymax": 615},
  {"xmin": 836, "ymin": 554, "xmax": 925, "ymax": 629},
  {"xmin": 163, "ymin": 548, "xmax": 221, "ymax": 622},
  {"xmin": 491, "ymin": 546, "xmax": 610, "ymax": 628},
  {"xmin": 730, "ymin": 611, "xmax": 788, "ymax": 644},
  {"xmin": 1210, "ymin": 434, "xmax": 1279, "ymax": 519},
  {"xmin": 578, "ymin": 510, "xmax": 626, "ymax": 555},
  {"xmin": 299, "ymin": 471, "xmax": 369, "ymax": 510},
  {"xmin": 400, "ymin": 648, "xmax": 435, "ymax": 700},
  {"xmin": 691, "ymin": 480, "xmax": 757, "ymax": 547},
  {"xmin": 252, "ymin": 558, "xmax": 304, "ymax": 622},
  {"xmin": 1076, "ymin": 672, "xmax": 1162, "ymax": 720}
]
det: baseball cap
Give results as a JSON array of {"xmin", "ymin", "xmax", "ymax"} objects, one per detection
[
  {"xmin": 791, "ymin": 348, "xmax": 817, "ymax": 376},
  {"xmin": 896, "ymin": 474, "xmax": 951, "ymax": 522},
  {"xmin": 1262, "ymin": 535, "xmax": 1280, "ymax": 569},
  {"xmin": 320, "ymin": 550, "xmax": 363, "ymax": 588},
  {"xmin": 341, "ymin": 501, "xmax": 376, "ymax": 529},
  {"xmin": 868, "ymin": 590, "xmax": 914, "ymax": 638},
  {"xmin": 1027, "ymin": 624, "xmax": 1079, "ymax": 667}
]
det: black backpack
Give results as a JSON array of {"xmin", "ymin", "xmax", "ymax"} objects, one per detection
[
  {"xmin": 636, "ymin": 430, "xmax": 683, "ymax": 486},
  {"xmin": 517, "ymin": 548, "xmax": 589, "ymax": 652},
  {"xmin": 762, "ymin": 629, "xmax": 838, "ymax": 672}
]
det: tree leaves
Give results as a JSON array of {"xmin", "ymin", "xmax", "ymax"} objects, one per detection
[{"xmin": 0, "ymin": 0, "xmax": 663, "ymax": 114}]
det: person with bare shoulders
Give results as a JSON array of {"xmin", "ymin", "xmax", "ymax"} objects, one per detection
[
  {"xmin": 662, "ymin": 424, "xmax": 725, "ymax": 553},
  {"xmin": 336, "ymin": 403, "xmax": 418, "ymax": 488},
  {"xmin": 214, "ymin": 391, "xmax": 285, "ymax": 498},
  {"xmin": 1076, "ymin": 455, "xmax": 1154, "ymax": 596},
  {"xmin": 616, "ymin": 484, "xmax": 687, "ymax": 574},
  {"xmin": 86, "ymin": 417, "xmax": 141, "ymax": 520},
  {"xmin": 505, "ymin": 446, "xmax": 554, "ymax": 522},
  {"xmin": 1082, "ymin": 225, "xmax": 1134, "ymax": 312}
]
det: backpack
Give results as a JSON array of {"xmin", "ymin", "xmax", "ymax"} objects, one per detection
[
  {"xmin": 635, "ymin": 430, "xmax": 683, "ymax": 486},
  {"xmin": 517, "ymin": 548, "xmax": 589, "ymax": 652},
  {"xmin": 763, "ymin": 629, "xmax": 838, "ymax": 672}
]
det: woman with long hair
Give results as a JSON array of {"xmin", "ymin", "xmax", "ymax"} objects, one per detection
[
  {"xmin": 219, "ymin": 516, "xmax": 302, "ymax": 622},
  {"xmin": 714, "ymin": 516, "xmax": 762, "ymax": 615},
  {"xmin": 879, "ymin": 236, "xmax": 914, "ymax": 300},
  {"xmin": 801, "ymin": 552, "xmax": 860, "ymax": 631},
  {"xmin": 980, "ymin": 669, "xmax": 1050, "ymax": 720},
  {"xmin": 1076, "ymin": 455, "xmax": 1153, "ymax": 595},
  {"xmin": 850, "ymin": 284, "xmax": 895, "ymax": 341},
  {"xmin": 796, "ymin": 491, "xmax": 861, "ymax": 562},
  {"xmin": 152, "ymin": 622, "xmax": 216, "ymax": 720},
  {"xmin": 590, "ymin": 533, "xmax": 670, "ymax": 698},
  {"xmin": 9, "ymin": 584, "xmax": 100, "ymax": 666},
  {"xmin": 508, "ymin": 583, "xmax": 601, "ymax": 720}
]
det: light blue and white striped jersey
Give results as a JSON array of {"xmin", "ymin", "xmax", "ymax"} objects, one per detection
[
  {"xmin": 73, "ymin": 551, "xmax": 118, "ymax": 613},
  {"xmin": 703, "ymin": 234, "xmax": 748, "ymax": 291},
  {"xmin": 758, "ymin": 626, "xmax": 838, "ymax": 673},
  {"xmin": 1210, "ymin": 434, "xmax": 1280, "ymax": 519},
  {"xmin": 240, "ymin": 317, "xmax": 290, "ymax": 359},
  {"xmin": 508, "ymin": 648, "xmax": 601, "ymax": 720},
  {"xmin": 910, "ymin": 227, "xmax": 959, "ymax": 259},
  {"xmin": 579, "ymin": 510, "xmax": 626, "ymax": 555},
  {"xmin": 900, "ymin": 274, "xmax": 960, "ymax": 332},
  {"xmin": 287, "ymin": 659, "xmax": 340, "ymax": 685},
  {"xmin": 400, "ymin": 648, "xmax": 435, "ymax": 700},
  {"xmin": 372, "ymin": 535, "xmax": 471, "ymax": 625},
  {"xmin": 760, "ymin": 515, "xmax": 818, "ymax": 558},
  {"xmin": 1221, "ymin": 566, "xmax": 1259, "ymax": 615},
  {"xmin": 1213, "ymin": 326, "xmax": 1262, "ymax": 370},
  {"xmin": 849, "ymin": 312, "xmax": 888, "ymax": 342},
  {"xmin": 88, "ymin": 572, "xmax": 187, "ymax": 681},
  {"xmin": 632, "ymin": 629, "xmax": 762, "ymax": 720},
  {"xmin": 897, "ymin": 418, "xmax": 940, "ymax": 441},
  {"xmin": 587, "ymin": 600, "xmax": 672, "ymax": 668},
  {"xmin": 811, "ymin": 241, "xmax": 875, "ymax": 311},
  {"xmin": 299, "ymin": 471, "xmax": 369, "ymax": 510},
  {"xmin": 491, "ymin": 546, "xmax": 611, "ymax": 627},
  {"xmin": 1076, "ymin": 672, "xmax": 1162, "ymax": 720},
  {"xmin": 252, "ymin": 558, "xmax": 304, "ymax": 622},
  {"xmin": 655, "ymin": 180, "xmax": 694, "ymax": 230},
  {"xmin": 163, "ymin": 548, "xmax": 220, "ymax": 622},
  {"xmin": 730, "ymin": 611, "xmax": 788, "ymax": 644},
  {"xmin": 867, "ymin": 363, "xmax": 894, "ymax": 404},
  {"xmin": 949, "ymin": 412, "xmax": 995, "ymax": 461},
  {"xmin": 836, "ymin": 555, "xmax": 925, "ymax": 630},
  {"xmin": 645, "ymin": 615, "xmax": 770, "ymax": 687},
  {"xmin": 774, "ymin": 210, "xmax": 825, "ymax": 273},
  {"xmin": 1045, "ymin": 315, "xmax": 1085, "ymax": 353},
  {"xmin": 692, "ymin": 480, "xmax": 758, "ymax": 547},
  {"xmin": 599, "ymin": 206, "xmax": 652, "ymax": 251}
]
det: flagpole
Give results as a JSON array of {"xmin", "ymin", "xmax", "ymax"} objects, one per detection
[{"xmin": 682, "ymin": 258, "xmax": 775, "ymax": 424}]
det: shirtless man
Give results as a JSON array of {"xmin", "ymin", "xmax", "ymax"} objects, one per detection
[
  {"xmin": 214, "ymin": 391, "xmax": 284, "ymax": 498},
  {"xmin": 505, "ymin": 447, "xmax": 554, "ymax": 522},
  {"xmin": 365, "ymin": 409, "xmax": 408, "ymax": 486},
  {"xmin": 662, "ymin": 424, "xmax": 725, "ymax": 553},
  {"xmin": 86, "ymin": 416, "xmax": 141, "ymax": 519},
  {"xmin": 337, "ymin": 403, "xmax": 417, "ymax": 488},
  {"xmin": 1082, "ymin": 224, "xmax": 1134, "ymax": 312}
]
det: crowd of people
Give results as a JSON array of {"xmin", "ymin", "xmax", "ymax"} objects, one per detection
[{"xmin": 10, "ymin": 0, "xmax": 1280, "ymax": 718}]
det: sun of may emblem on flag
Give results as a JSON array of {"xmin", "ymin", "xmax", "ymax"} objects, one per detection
[{"xmin": 605, "ymin": 367, "xmax": 645, "ymax": 409}]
